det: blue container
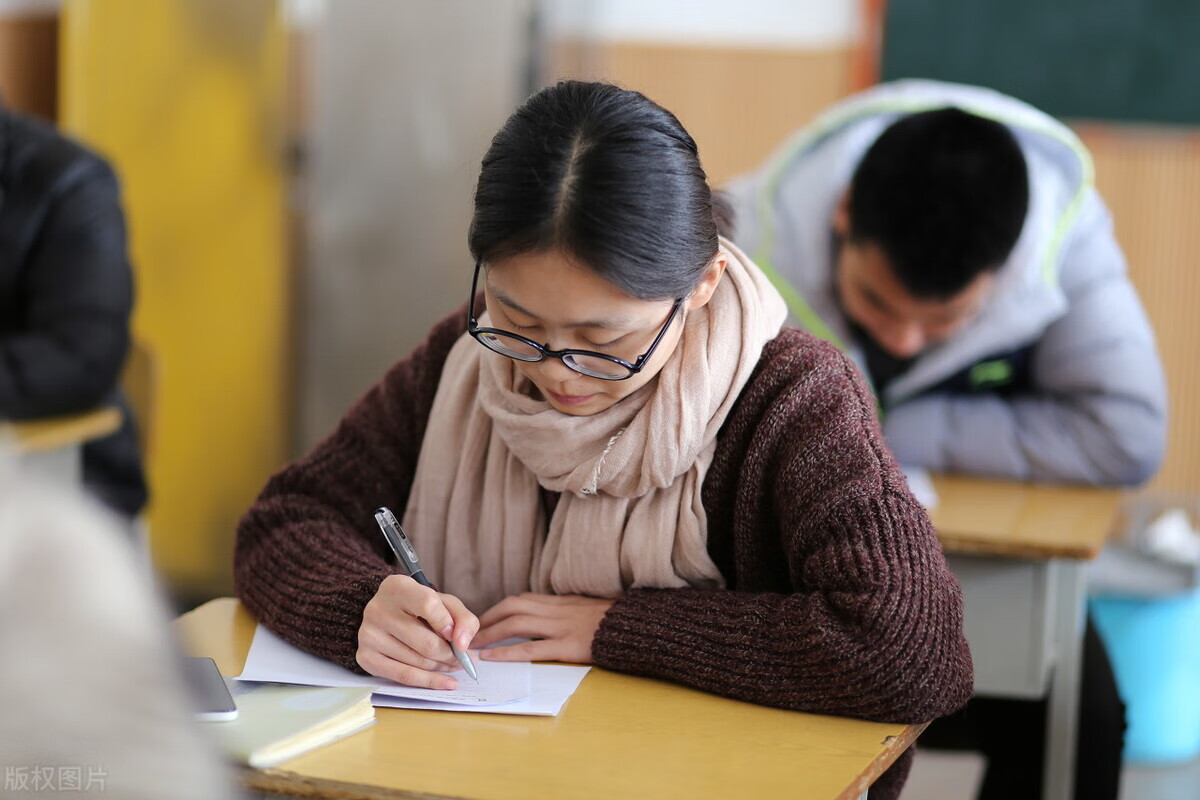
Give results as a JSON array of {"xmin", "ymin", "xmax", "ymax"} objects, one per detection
[{"xmin": 1091, "ymin": 589, "xmax": 1200, "ymax": 764}]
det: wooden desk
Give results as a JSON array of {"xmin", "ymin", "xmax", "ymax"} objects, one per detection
[
  {"xmin": 928, "ymin": 475, "xmax": 1120, "ymax": 800},
  {"xmin": 178, "ymin": 598, "xmax": 924, "ymax": 800},
  {"xmin": 4, "ymin": 407, "xmax": 122, "ymax": 482}
]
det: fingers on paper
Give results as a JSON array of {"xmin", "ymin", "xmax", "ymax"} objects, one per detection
[
  {"xmin": 359, "ymin": 623, "xmax": 458, "ymax": 672},
  {"xmin": 476, "ymin": 592, "xmax": 556, "ymax": 629},
  {"xmin": 474, "ymin": 593, "xmax": 612, "ymax": 664},
  {"xmin": 356, "ymin": 645, "xmax": 459, "ymax": 691},
  {"xmin": 361, "ymin": 575, "xmax": 461, "ymax": 675},
  {"xmin": 357, "ymin": 628, "xmax": 456, "ymax": 671},
  {"xmin": 474, "ymin": 612, "xmax": 558, "ymax": 649},
  {"xmin": 479, "ymin": 638, "xmax": 561, "ymax": 662},
  {"xmin": 475, "ymin": 592, "xmax": 598, "ymax": 642}
]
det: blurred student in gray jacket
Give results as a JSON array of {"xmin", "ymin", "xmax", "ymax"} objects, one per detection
[
  {"xmin": 727, "ymin": 79, "xmax": 1167, "ymax": 800},
  {"xmin": 727, "ymin": 79, "xmax": 1166, "ymax": 487}
]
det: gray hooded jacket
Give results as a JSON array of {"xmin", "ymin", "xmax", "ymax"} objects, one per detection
[{"xmin": 727, "ymin": 80, "xmax": 1166, "ymax": 486}]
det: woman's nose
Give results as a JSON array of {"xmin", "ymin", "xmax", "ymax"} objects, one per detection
[{"xmin": 535, "ymin": 353, "xmax": 578, "ymax": 382}]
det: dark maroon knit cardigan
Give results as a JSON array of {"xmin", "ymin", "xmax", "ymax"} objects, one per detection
[{"xmin": 234, "ymin": 307, "xmax": 973, "ymax": 800}]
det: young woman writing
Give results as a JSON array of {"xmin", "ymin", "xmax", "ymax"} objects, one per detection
[{"xmin": 235, "ymin": 81, "xmax": 972, "ymax": 799}]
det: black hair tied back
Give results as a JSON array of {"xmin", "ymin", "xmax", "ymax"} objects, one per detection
[{"xmin": 469, "ymin": 80, "xmax": 719, "ymax": 300}]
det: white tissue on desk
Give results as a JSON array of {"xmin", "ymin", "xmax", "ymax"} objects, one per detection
[
  {"xmin": 1140, "ymin": 508, "xmax": 1200, "ymax": 565},
  {"xmin": 901, "ymin": 466, "xmax": 938, "ymax": 510}
]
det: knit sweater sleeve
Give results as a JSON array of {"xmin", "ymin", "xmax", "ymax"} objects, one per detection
[
  {"xmin": 592, "ymin": 332, "xmax": 974, "ymax": 724},
  {"xmin": 233, "ymin": 307, "xmax": 469, "ymax": 671}
]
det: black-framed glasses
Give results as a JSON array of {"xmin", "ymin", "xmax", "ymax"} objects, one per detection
[{"xmin": 466, "ymin": 260, "xmax": 683, "ymax": 381}]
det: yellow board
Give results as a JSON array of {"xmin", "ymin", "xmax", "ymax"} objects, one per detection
[{"xmin": 59, "ymin": 0, "xmax": 288, "ymax": 594}]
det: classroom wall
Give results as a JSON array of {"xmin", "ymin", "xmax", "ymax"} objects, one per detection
[
  {"xmin": 1081, "ymin": 127, "xmax": 1200, "ymax": 496},
  {"xmin": 294, "ymin": 0, "xmax": 536, "ymax": 450},
  {"xmin": 542, "ymin": 0, "xmax": 862, "ymax": 185}
]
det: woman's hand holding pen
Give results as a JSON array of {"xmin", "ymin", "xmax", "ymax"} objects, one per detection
[
  {"xmin": 472, "ymin": 593, "xmax": 614, "ymax": 664},
  {"xmin": 356, "ymin": 574, "xmax": 479, "ymax": 690}
]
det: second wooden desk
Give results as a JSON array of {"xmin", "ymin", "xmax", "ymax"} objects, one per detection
[{"xmin": 929, "ymin": 475, "xmax": 1119, "ymax": 800}]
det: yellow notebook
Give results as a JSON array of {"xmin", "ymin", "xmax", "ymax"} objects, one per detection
[{"xmin": 205, "ymin": 682, "xmax": 376, "ymax": 768}]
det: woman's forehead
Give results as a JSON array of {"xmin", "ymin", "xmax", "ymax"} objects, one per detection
[{"xmin": 484, "ymin": 250, "xmax": 663, "ymax": 326}]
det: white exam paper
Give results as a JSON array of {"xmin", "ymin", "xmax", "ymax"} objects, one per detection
[
  {"xmin": 370, "ymin": 663, "xmax": 590, "ymax": 716},
  {"xmin": 237, "ymin": 624, "xmax": 531, "ymax": 706}
]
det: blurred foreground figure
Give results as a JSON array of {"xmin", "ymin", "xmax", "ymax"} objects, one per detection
[{"xmin": 0, "ymin": 456, "xmax": 235, "ymax": 799}]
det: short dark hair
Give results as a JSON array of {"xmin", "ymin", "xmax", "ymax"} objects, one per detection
[
  {"xmin": 846, "ymin": 107, "xmax": 1029, "ymax": 300},
  {"xmin": 468, "ymin": 80, "xmax": 719, "ymax": 301}
]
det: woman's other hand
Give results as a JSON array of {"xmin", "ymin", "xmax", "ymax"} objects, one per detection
[{"xmin": 472, "ymin": 593, "xmax": 613, "ymax": 664}]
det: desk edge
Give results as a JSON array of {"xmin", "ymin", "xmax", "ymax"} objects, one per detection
[
  {"xmin": 241, "ymin": 767, "xmax": 466, "ymax": 800},
  {"xmin": 837, "ymin": 721, "xmax": 928, "ymax": 800},
  {"xmin": 939, "ymin": 537, "xmax": 1103, "ymax": 560}
]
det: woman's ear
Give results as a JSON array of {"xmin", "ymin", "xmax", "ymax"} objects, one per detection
[{"xmin": 686, "ymin": 253, "xmax": 728, "ymax": 311}]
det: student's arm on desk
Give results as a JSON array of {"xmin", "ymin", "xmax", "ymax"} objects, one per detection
[
  {"xmin": 234, "ymin": 306, "xmax": 469, "ymax": 672},
  {"xmin": 884, "ymin": 195, "xmax": 1167, "ymax": 486},
  {"xmin": 0, "ymin": 158, "xmax": 132, "ymax": 418},
  {"xmin": 594, "ymin": 337, "xmax": 975, "ymax": 724}
]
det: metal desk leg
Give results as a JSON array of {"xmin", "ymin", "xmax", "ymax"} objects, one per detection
[{"xmin": 1043, "ymin": 559, "xmax": 1086, "ymax": 800}]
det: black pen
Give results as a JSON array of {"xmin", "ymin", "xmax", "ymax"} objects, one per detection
[{"xmin": 373, "ymin": 506, "xmax": 479, "ymax": 682}]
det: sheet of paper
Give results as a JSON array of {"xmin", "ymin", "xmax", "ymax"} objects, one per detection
[
  {"xmin": 371, "ymin": 663, "xmax": 590, "ymax": 716},
  {"xmin": 237, "ymin": 624, "xmax": 531, "ymax": 706}
]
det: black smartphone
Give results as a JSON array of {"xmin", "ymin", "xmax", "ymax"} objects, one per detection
[{"xmin": 184, "ymin": 656, "xmax": 238, "ymax": 721}]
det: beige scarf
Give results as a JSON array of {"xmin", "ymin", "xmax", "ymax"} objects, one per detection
[{"xmin": 403, "ymin": 239, "xmax": 787, "ymax": 612}]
